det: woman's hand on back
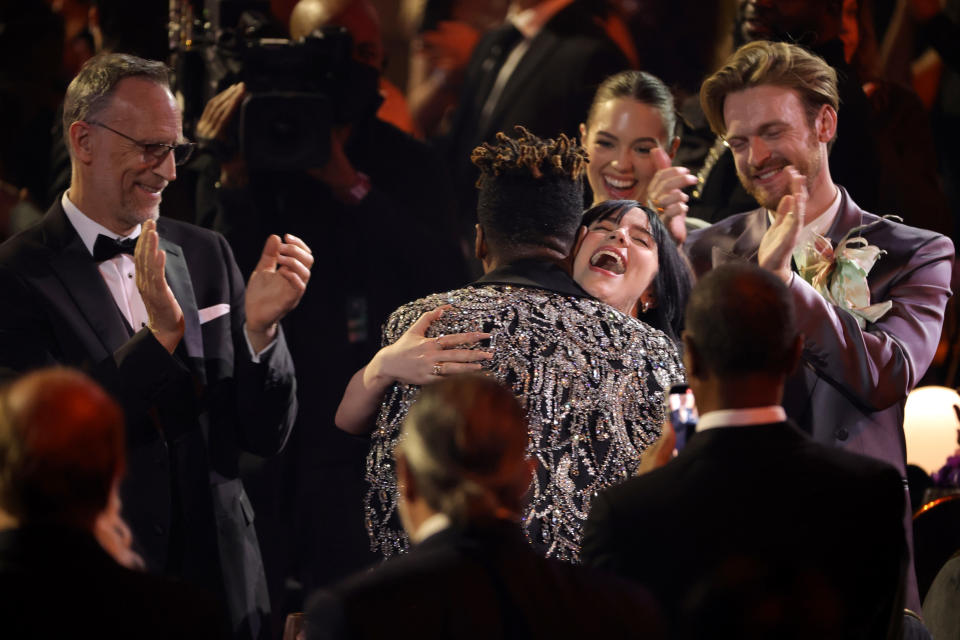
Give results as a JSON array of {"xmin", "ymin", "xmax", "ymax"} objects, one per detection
[{"xmin": 369, "ymin": 306, "xmax": 492, "ymax": 386}]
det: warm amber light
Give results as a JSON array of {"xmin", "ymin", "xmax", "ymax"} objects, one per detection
[{"xmin": 904, "ymin": 386, "xmax": 960, "ymax": 474}]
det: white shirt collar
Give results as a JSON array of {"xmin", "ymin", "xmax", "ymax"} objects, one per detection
[
  {"xmin": 410, "ymin": 512, "xmax": 451, "ymax": 544},
  {"xmin": 695, "ymin": 406, "xmax": 786, "ymax": 433},
  {"xmin": 767, "ymin": 185, "xmax": 841, "ymax": 238},
  {"xmin": 508, "ymin": 0, "xmax": 575, "ymax": 39},
  {"xmin": 61, "ymin": 191, "xmax": 141, "ymax": 257}
]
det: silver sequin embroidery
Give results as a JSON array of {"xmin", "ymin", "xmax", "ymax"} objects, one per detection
[{"xmin": 364, "ymin": 285, "xmax": 684, "ymax": 562}]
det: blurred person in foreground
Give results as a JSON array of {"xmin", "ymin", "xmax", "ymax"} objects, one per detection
[
  {"xmin": 0, "ymin": 367, "xmax": 226, "ymax": 639},
  {"xmin": 306, "ymin": 374, "xmax": 664, "ymax": 640},
  {"xmin": 583, "ymin": 263, "xmax": 907, "ymax": 639}
]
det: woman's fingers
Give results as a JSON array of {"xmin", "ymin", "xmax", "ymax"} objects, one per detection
[
  {"xmin": 435, "ymin": 331, "xmax": 490, "ymax": 349},
  {"xmin": 435, "ymin": 348, "xmax": 494, "ymax": 363},
  {"xmin": 430, "ymin": 361, "xmax": 487, "ymax": 378},
  {"xmin": 409, "ymin": 305, "xmax": 451, "ymax": 335}
]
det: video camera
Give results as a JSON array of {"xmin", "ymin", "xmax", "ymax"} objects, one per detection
[{"xmin": 170, "ymin": 0, "xmax": 383, "ymax": 171}]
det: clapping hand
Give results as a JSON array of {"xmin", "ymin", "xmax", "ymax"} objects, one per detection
[
  {"xmin": 245, "ymin": 233, "xmax": 314, "ymax": 352},
  {"xmin": 646, "ymin": 147, "xmax": 698, "ymax": 245},
  {"xmin": 369, "ymin": 306, "xmax": 492, "ymax": 386},
  {"xmin": 758, "ymin": 166, "xmax": 807, "ymax": 284},
  {"xmin": 135, "ymin": 219, "xmax": 185, "ymax": 353}
]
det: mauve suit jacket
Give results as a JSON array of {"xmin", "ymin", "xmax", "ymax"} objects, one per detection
[
  {"xmin": 685, "ymin": 188, "xmax": 955, "ymax": 476},
  {"xmin": 0, "ymin": 200, "xmax": 297, "ymax": 639}
]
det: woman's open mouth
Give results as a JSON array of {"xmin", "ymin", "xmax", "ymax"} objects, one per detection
[
  {"xmin": 590, "ymin": 249, "xmax": 626, "ymax": 275},
  {"xmin": 602, "ymin": 175, "xmax": 638, "ymax": 199}
]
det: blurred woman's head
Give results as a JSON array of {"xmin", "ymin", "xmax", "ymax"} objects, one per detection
[
  {"xmin": 574, "ymin": 200, "xmax": 693, "ymax": 343},
  {"xmin": 580, "ymin": 70, "xmax": 679, "ymax": 206}
]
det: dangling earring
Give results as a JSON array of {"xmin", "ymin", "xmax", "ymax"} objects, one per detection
[{"xmin": 641, "ymin": 299, "xmax": 651, "ymax": 313}]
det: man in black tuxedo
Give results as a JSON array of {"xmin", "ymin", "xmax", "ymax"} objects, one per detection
[
  {"xmin": 0, "ymin": 53, "xmax": 313, "ymax": 639},
  {"xmin": 444, "ymin": 0, "xmax": 628, "ymax": 250},
  {"xmin": 581, "ymin": 263, "xmax": 907, "ymax": 639},
  {"xmin": 0, "ymin": 367, "xmax": 226, "ymax": 639},
  {"xmin": 306, "ymin": 374, "xmax": 664, "ymax": 639}
]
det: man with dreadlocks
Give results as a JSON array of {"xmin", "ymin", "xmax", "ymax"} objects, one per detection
[{"xmin": 362, "ymin": 127, "xmax": 684, "ymax": 562}]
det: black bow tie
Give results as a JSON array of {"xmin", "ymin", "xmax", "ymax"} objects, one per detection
[{"xmin": 93, "ymin": 234, "xmax": 137, "ymax": 261}]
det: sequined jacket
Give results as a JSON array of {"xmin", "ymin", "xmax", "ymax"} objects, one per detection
[{"xmin": 364, "ymin": 259, "xmax": 684, "ymax": 562}]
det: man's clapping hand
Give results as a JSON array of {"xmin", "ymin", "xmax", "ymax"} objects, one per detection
[
  {"xmin": 135, "ymin": 219, "xmax": 185, "ymax": 353},
  {"xmin": 244, "ymin": 233, "xmax": 314, "ymax": 352},
  {"xmin": 758, "ymin": 166, "xmax": 807, "ymax": 285}
]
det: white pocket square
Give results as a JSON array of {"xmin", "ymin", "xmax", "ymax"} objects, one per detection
[{"xmin": 198, "ymin": 303, "xmax": 230, "ymax": 324}]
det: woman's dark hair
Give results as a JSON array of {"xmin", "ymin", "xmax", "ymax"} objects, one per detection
[
  {"xmin": 586, "ymin": 70, "xmax": 679, "ymax": 141},
  {"xmin": 581, "ymin": 199, "xmax": 694, "ymax": 344}
]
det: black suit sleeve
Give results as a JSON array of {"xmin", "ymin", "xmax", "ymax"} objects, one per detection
[
  {"xmin": 0, "ymin": 263, "xmax": 186, "ymax": 443},
  {"xmin": 580, "ymin": 491, "xmax": 623, "ymax": 573},
  {"xmin": 218, "ymin": 231, "xmax": 297, "ymax": 457}
]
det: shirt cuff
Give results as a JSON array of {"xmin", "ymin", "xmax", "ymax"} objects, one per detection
[{"xmin": 243, "ymin": 322, "xmax": 278, "ymax": 363}]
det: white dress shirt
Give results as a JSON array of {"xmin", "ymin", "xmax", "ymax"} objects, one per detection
[
  {"xmin": 695, "ymin": 406, "xmax": 787, "ymax": 433},
  {"xmin": 61, "ymin": 192, "xmax": 272, "ymax": 360},
  {"xmin": 62, "ymin": 192, "xmax": 150, "ymax": 333},
  {"xmin": 410, "ymin": 513, "xmax": 451, "ymax": 544}
]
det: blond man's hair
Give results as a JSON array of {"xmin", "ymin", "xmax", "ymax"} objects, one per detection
[{"xmin": 700, "ymin": 41, "xmax": 839, "ymax": 139}]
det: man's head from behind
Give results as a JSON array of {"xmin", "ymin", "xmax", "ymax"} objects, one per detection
[
  {"xmin": 0, "ymin": 368, "xmax": 125, "ymax": 530},
  {"xmin": 683, "ymin": 263, "xmax": 801, "ymax": 400},
  {"xmin": 395, "ymin": 375, "xmax": 534, "ymax": 535},
  {"xmin": 471, "ymin": 126, "xmax": 588, "ymax": 267}
]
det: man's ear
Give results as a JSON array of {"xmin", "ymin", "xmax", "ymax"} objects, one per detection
[
  {"xmin": 681, "ymin": 331, "xmax": 701, "ymax": 379},
  {"xmin": 396, "ymin": 450, "xmax": 417, "ymax": 503},
  {"xmin": 68, "ymin": 120, "xmax": 95, "ymax": 165},
  {"xmin": 475, "ymin": 224, "xmax": 486, "ymax": 261},
  {"xmin": 572, "ymin": 226, "xmax": 587, "ymax": 257},
  {"xmin": 816, "ymin": 105, "xmax": 838, "ymax": 144}
]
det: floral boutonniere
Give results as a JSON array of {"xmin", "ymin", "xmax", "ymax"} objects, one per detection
[{"xmin": 794, "ymin": 216, "xmax": 901, "ymax": 328}]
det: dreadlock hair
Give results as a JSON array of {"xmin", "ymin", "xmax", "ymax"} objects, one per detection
[{"xmin": 471, "ymin": 126, "xmax": 588, "ymax": 256}]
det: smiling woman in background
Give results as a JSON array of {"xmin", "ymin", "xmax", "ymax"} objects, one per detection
[{"xmin": 580, "ymin": 70, "xmax": 700, "ymax": 245}]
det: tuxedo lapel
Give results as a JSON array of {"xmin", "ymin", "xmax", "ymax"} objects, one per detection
[
  {"xmin": 159, "ymin": 235, "xmax": 205, "ymax": 382},
  {"xmin": 823, "ymin": 187, "xmax": 868, "ymax": 246},
  {"xmin": 43, "ymin": 206, "xmax": 132, "ymax": 357}
]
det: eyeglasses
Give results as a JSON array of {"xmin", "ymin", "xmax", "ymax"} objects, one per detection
[{"xmin": 86, "ymin": 121, "xmax": 196, "ymax": 166}]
